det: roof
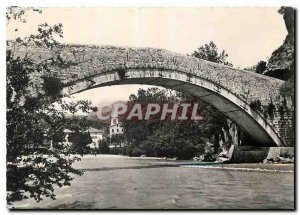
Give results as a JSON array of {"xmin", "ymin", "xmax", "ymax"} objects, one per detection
[
  {"xmin": 64, "ymin": 128, "xmax": 104, "ymax": 133},
  {"xmin": 86, "ymin": 127, "xmax": 104, "ymax": 133},
  {"xmin": 63, "ymin": 129, "xmax": 72, "ymax": 133},
  {"xmin": 109, "ymin": 122, "xmax": 123, "ymax": 128}
]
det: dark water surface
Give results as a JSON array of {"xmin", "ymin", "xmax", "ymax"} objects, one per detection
[{"xmin": 11, "ymin": 155, "xmax": 294, "ymax": 209}]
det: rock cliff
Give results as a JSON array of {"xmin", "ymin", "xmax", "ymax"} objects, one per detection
[{"xmin": 264, "ymin": 7, "xmax": 295, "ymax": 80}]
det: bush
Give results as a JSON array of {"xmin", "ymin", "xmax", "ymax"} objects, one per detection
[
  {"xmin": 250, "ymin": 100, "xmax": 262, "ymax": 113},
  {"xmin": 255, "ymin": 61, "xmax": 267, "ymax": 74},
  {"xmin": 202, "ymin": 142, "xmax": 218, "ymax": 161},
  {"xmin": 42, "ymin": 76, "xmax": 63, "ymax": 99},
  {"xmin": 130, "ymin": 147, "xmax": 146, "ymax": 157},
  {"xmin": 68, "ymin": 131, "xmax": 92, "ymax": 155},
  {"xmin": 98, "ymin": 140, "xmax": 110, "ymax": 154},
  {"xmin": 109, "ymin": 147, "xmax": 124, "ymax": 155}
]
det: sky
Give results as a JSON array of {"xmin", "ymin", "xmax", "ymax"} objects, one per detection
[{"xmin": 6, "ymin": 7, "xmax": 287, "ymax": 107}]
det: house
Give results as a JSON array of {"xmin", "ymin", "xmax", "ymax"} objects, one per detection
[
  {"xmin": 87, "ymin": 127, "xmax": 104, "ymax": 148},
  {"xmin": 109, "ymin": 113, "xmax": 124, "ymax": 137}
]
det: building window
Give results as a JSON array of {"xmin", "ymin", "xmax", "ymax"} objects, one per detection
[
  {"xmin": 113, "ymin": 119, "xmax": 117, "ymax": 125},
  {"xmin": 117, "ymin": 129, "xmax": 119, "ymax": 132},
  {"xmin": 112, "ymin": 129, "xmax": 114, "ymax": 132}
]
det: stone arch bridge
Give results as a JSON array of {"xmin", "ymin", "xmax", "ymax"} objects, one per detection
[{"xmin": 19, "ymin": 44, "xmax": 294, "ymax": 147}]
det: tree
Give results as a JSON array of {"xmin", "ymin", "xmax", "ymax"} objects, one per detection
[
  {"xmin": 121, "ymin": 88, "xmax": 208, "ymax": 159},
  {"xmin": 191, "ymin": 42, "xmax": 241, "ymax": 151},
  {"xmin": 98, "ymin": 139, "xmax": 110, "ymax": 154},
  {"xmin": 191, "ymin": 41, "xmax": 232, "ymax": 66},
  {"xmin": 68, "ymin": 132, "xmax": 92, "ymax": 155},
  {"xmin": 110, "ymin": 134, "xmax": 125, "ymax": 147},
  {"xmin": 255, "ymin": 61, "xmax": 267, "ymax": 74},
  {"xmin": 121, "ymin": 88, "xmax": 177, "ymax": 150},
  {"xmin": 6, "ymin": 7, "xmax": 92, "ymax": 203},
  {"xmin": 146, "ymin": 121, "xmax": 205, "ymax": 159}
]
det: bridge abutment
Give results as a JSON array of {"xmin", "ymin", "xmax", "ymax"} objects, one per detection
[{"xmin": 231, "ymin": 146, "xmax": 294, "ymax": 163}]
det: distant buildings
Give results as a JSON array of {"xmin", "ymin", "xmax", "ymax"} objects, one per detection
[
  {"xmin": 63, "ymin": 106, "xmax": 125, "ymax": 150},
  {"xmin": 88, "ymin": 127, "xmax": 104, "ymax": 148},
  {"xmin": 63, "ymin": 127, "xmax": 104, "ymax": 149}
]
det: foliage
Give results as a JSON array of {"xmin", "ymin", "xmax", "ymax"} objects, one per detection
[
  {"xmin": 109, "ymin": 147, "xmax": 124, "ymax": 155},
  {"xmin": 6, "ymin": 7, "xmax": 42, "ymax": 24},
  {"xmin": 6, "ymin": 8, "xmax": 92, "ymax": 203},
  {"xmin": 203, "ymin": 142, "xmax": 217, "ymax": 161},
  {"xmin": 267, "ymin": 101, "xmax": 276, "ymax": 120},
  {"xmin": 145, "ymin": 121, "xmax": 205, "ymax": 159},
  {"xmin": 98, "ymin": 139, "xmax": 110, "ymax": 154},
  {"xmin": 121, "ymin": 88, "xmax": 177, "ymax": 149},
  {"xmin": 110, "ymin": 134, "xmax": 126, "ymax": 147},
  {"xmin": 280, "ymin": 80, "xmax": 294, "ymax": 106},
  {"xmin": 255, "ymin": 61, "xmax": 267, "ymax": 74},
  {"xmin": 130, "ymin": 147, "xmax": 146, "ymax": 157},
  {"xmin": 120, "ymin": 86, "xmax": 239, "ymax": 160},
  {"xmin": 41, "ymin": 76, "xmax": 63, "ymax": 100},
  {"xmin": 249, "ymin": 100, "xmax": 263, "ymax": 113},
  {"xmin": 191, "ymin": 41, "xmax": 232, "ymax": 66},
  {"xmin": 191, "ymin": 41, "xmax": 240, "ymax": 150},
  {"xmin": 68, "ymin": 132, "xmax": 92, "ymax": 155},
  {"xmin": 197, "ymin": 103, "xmax": 234, "ymax": 152},
  {"xmin": 65, "ymin": 115, "xmax": 92, "ymax": 131}
]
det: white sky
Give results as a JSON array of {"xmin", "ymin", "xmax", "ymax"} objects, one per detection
[{"xmin": 6, "ymin": 7, "xmax": 287, "ymax": 107}]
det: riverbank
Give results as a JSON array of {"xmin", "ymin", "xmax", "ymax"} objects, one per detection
[{"xmin": 74, "ymin": 154, "xmax": 294, "ymax": 172}]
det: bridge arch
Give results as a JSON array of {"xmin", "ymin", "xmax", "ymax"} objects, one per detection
[
  {"xmin": 16, "ymin": 44, "xmax": 290, "ymax": 146},
  {"xmin": 62, "ymin": 68, "xmax": 284, "ymax": 147}
]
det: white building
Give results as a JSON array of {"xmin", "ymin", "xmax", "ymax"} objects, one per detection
[
  {"xmin": 63, "ymin": 129, "xmax": 73, "ymax": 146},
  {"xmin": 109, "ymin": 114, "xmax": 124, "ymax": 137},
  {"xmin": 87, "ymin": 127, "xmax": 104, "ymax": 148}
]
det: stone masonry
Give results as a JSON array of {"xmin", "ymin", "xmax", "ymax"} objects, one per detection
[{"xmin": 12, "ymin": 44, "xmax": 294, "ymax": 147}]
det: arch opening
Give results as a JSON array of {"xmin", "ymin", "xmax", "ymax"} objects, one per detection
[{"xmin": 63, "ymin": 69, "xmax": 284, "ymax": 147}]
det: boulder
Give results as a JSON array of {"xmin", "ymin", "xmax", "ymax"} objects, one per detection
[
  {"xmin": 263, "ymin": 154, "xmax": 294, "ymax": 164},
  {"xmin": 216, "ymin": 157, "xmax": 230, "ymax": 163}
]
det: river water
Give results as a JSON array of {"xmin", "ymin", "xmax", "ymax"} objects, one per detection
[{"xmin": 11, "ymin": 155, "xmax": 294, "ymax": 209}]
